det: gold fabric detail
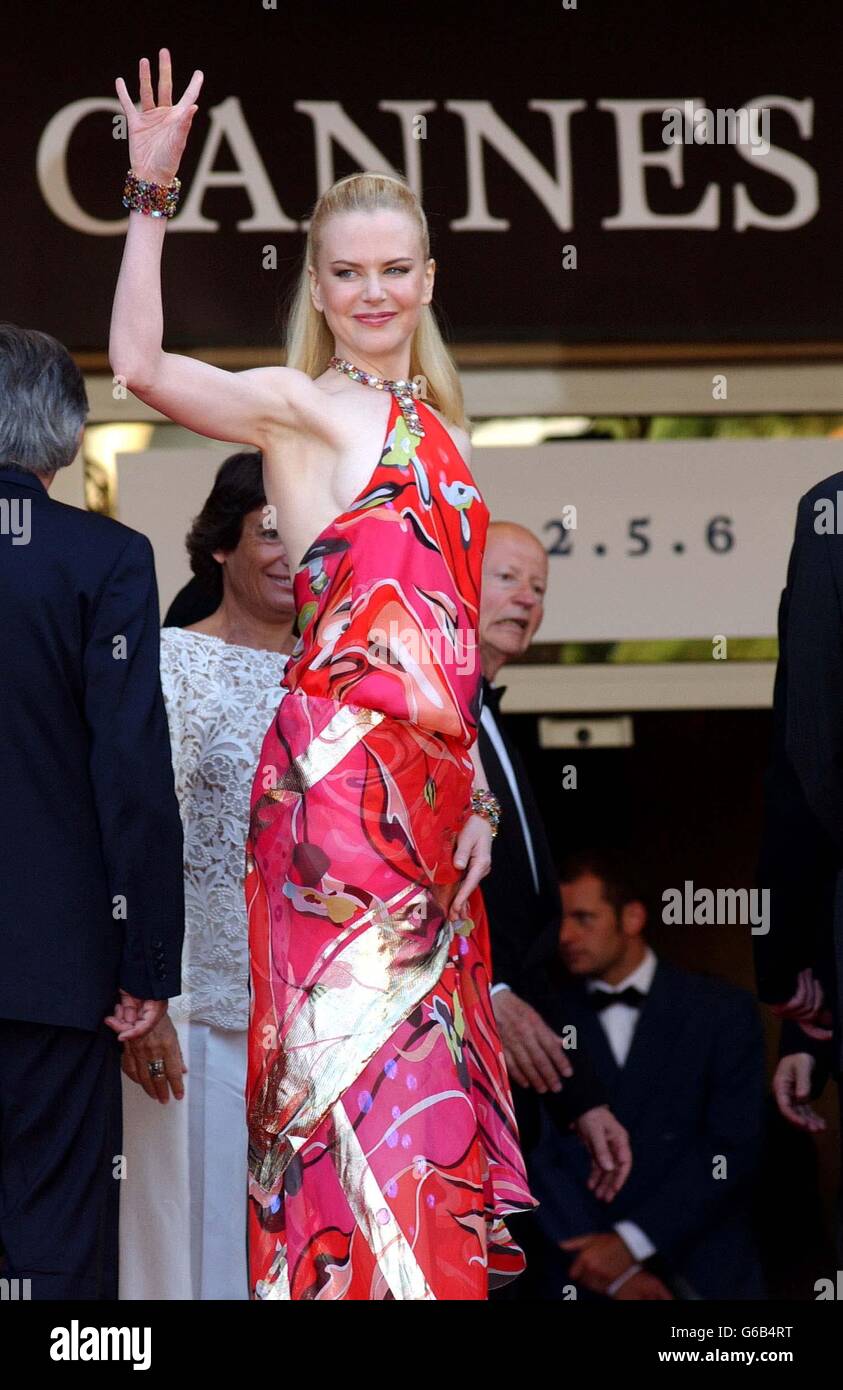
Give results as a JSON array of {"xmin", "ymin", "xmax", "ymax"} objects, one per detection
[
  {"xmin": 294, "ymin": 703, "xmax": 385, "ymax": 788},
  {"xmin": 329, "ymin": 1101, "xmax": 436, "ymax": 1300},
  {"xmin": 250, "ymin": 702, "xmax": 385, "ymax": 837},
  {"xmin": 249, "ymin": 881, "xmax": 454, "ymax": 1199}
]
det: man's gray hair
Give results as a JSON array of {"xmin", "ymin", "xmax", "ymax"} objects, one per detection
[{"xmin": 0, "ymin": 322, "xmax": 89, "ymax": 475}]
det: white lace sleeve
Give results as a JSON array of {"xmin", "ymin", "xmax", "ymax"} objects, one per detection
[{"xmin": 160, "ymin": 631, "xmax": 194, "ymax": 812}]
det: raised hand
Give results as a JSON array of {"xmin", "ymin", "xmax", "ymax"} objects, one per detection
[{"xmin": 115, "ymin": 46, "xmax": 203, "ymax": 185}]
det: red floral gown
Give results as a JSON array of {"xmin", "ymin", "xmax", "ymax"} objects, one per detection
[{"xmin": 244, "ymin": 391, "xmax": 537, "ymax": 1299}]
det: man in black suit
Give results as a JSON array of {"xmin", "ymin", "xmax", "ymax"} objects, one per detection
[
  {"xmin": 753, "ymin": 480, "xmax": 840, "ymax": 1036},
  {"xmin": 526, "ymin": 851, "xmax": 765, "ymax": 1301},
  {"xmin": 478, "ymin": 523, "xmax": 631, "ymax": 1191},
  {"xmin": 754, "ymin": 475, "xmax": 843, "ymax": 1254},
  {"xmin": 0, "ymin": 324, "xmax": 185, "ymax": 1299}
]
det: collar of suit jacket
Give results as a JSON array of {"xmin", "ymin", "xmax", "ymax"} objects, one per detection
[
  {"xmin": 481, "ymin": 676, "xmax": 508, "ymax": 714},
  {"xmin": 0, "ymin": 465, "xmax": 48, "ymax": 494}
]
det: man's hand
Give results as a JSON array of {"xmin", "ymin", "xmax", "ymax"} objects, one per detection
[
  {"xmin": 796, "ymin": 1015, "xmax": 834, "ymax": 1041},
  {"xmin": 560, "ymin": 1231, "xmax": 634, "ymax": 1293},
  {"xmin": 121, "ymin": 1012, "xmax": 187, "ymax": 1104},
  {"xmin": 772, "ymin": 1051, "xmax": 826, "ymax": 1132},
  {"xmin": 491, "ymin": 988, "xmax": 573, "ymax": 1092},
  {"xmin": 771, "ymin": 968, "xmax": 833, "ymax": 1039},
  {"xmin": 573, "ymin": 1104, "xmax": 632, "ymax": 1201},
  {"xmin": 612, "ymin": 1270, "xmax": 673, "ymax": 1300},
  {"xmin": 104, "ymin": 989, "xmax": 168, "ymax": 1042}
]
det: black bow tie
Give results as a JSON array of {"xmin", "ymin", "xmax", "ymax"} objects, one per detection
[
  {"xmin": 482, "ymin": 681, "xmax": 508, "ymax": 714},
  {"xmin": 588, "ymin": 985, "xmax": 647, "ymax": 1013}
]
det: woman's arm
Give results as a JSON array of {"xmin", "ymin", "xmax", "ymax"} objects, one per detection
[
  {"xmin": 109, "ymin": 212, "xmax": 318, "ymax": 448},
  {"xmin": 109, "ymin": 49, "xmax": 317, "ymax": 449},
  {"xmin": 449, "ymin": 738, "xmax": 494, "ymax": 920},
  {"xmin": 469, "ymin": 737, "xmax": 490, "ymax": 792}
]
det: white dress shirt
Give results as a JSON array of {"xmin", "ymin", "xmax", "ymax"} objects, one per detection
[
  {"xmin": 586, "ymin": 947, "xmax": 658, "ymax": 1262},
  {"xmin": 481, "ymin": 691, "xmax": 540, "ymax": 997}
]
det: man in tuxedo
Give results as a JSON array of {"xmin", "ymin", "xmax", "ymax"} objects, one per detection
[
  {"xmin": 0, "ymin": 323, "xmax": 185, "ymax": 1298},
  {"xmin": 526, "ymin": 851, "xmax": 765, "ymax": 1300},
  {"xmin": 478, "ymin": 523, "xmax": 631, "ymax": 1192}
]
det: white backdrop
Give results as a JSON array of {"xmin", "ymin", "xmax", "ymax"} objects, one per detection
[
  {"xmin": 116, "ymin": 437, "xmax": 843, "ymax": 639},
  {"xmin": 472, "ymin": 437, "xmax": 843, "ymax": 641},
  {"xmin": 117, "ymin": 447, "xmax": 232, "ymax": 617}
]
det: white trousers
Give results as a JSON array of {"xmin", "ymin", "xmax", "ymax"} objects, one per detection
[{"xmin": 118, "ymin": 1019, "xmax": 249, "ymax": 1300}]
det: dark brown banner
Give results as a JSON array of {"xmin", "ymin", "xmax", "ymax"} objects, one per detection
[{"xmin": 5, "ymin": 0, "xmax": 841, "ymax": 354}]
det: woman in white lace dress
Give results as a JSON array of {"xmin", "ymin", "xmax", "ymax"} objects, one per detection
[{"xmin": 118, "ymin": 452, "xmax": 295, "ymax": 1300}]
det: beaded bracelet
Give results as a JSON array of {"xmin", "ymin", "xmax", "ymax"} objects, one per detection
[
  {"xmin": 122, "ymin": 168, "xmax": 182, "ymax": 218},
  {"xmin": 470, "ymin": 788, "xmax": 501, "ymax": 837}
]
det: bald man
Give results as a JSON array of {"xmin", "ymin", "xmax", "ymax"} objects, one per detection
[
  {"xmin": 480, "ymin": 523, "xmax": 555, "ymax": 1022},
  {"xmin": 478, "ymin": 524, "xmax": 631, "ymax": 1281}
]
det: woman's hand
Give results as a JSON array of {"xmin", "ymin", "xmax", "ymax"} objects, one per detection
[
  {"xmin": 115, "ymin": 47, "xmax": 204, "ymax": 185},
  {"xmin": 121, "ymin": 1013, "xmax": 187, "ymax": 1104},
  {"xmin": 448, "ymin": 813, "xmax": 493, "ymax": 920}
]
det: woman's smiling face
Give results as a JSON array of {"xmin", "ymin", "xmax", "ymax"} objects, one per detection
[
  {"xmin": 309, "ymin": 208, "xmax": 435, "ymax": 364},
  {"xmin": 214, "ymin": 507, "xmax": 294, "ymax": 621}
]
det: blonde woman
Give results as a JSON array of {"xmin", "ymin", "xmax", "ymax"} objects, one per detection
[{"xmin": 111, "ymin": 48, "xmax": 535, "ymax": 1301}]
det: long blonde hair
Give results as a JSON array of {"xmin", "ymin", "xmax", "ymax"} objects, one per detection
[{"xmin": 283, "ymin": 172, "xmax": 467, "ymax": 432}]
